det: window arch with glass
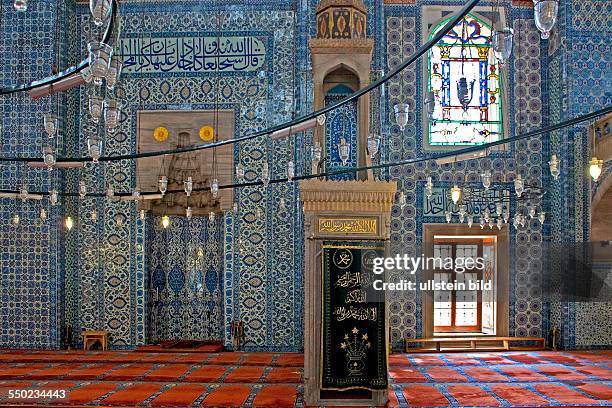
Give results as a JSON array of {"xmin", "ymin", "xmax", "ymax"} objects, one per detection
[{"xmin": 427, "ymin": 14, "xmax": 503, "ymax": 146}]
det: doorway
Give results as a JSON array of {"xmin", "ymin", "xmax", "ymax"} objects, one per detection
[
  {"xmin": 432, "ymin": 237, "xmax": 497, "ymax": 335},
  {"xmin": 422, "ymin": 224, "xmax": 509, "ymax": 338}
]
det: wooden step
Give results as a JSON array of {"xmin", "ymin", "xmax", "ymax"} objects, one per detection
[{"xmin": 405, "ymin": 336, "xmax": 545, "ymax": 353}]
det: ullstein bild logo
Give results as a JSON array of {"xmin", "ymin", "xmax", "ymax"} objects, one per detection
[{"xmin": 370, "ymin": 255, "xmax": 491, "ymax": 292}]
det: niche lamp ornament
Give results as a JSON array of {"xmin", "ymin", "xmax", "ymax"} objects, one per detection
[
  {"xmin": 492, "ymin": 27, "xmax": 514, "ymax": 65},
  {"xmin": 338, "ymin": 138, "xmax": 350, "ymax": 166},
  {"xmin": 549, "ymin": 154, "xmax": 561, "ymax": 180},
  {"xmin": 394, "ymin": 103, "xmax": 410, "ymax": 131},
  {"xmin": 533, "ymin": 0, "xmax": 559, "ymax": 40}
]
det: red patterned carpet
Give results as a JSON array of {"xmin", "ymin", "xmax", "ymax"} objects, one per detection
[{"xmin": 0, "ymin": 350, "xmax": 610, "ymax": 407}]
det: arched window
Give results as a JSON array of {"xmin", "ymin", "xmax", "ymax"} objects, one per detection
[{"xmin": 427, "ymin": 14, "xmax": 503, "ymax": 146}]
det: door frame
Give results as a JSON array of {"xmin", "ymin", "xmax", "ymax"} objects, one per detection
[{"xmin": 422, "ymin": 224, "xmax": 509, "ymax": 338}]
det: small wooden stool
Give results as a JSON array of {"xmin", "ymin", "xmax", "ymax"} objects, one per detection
[{"xmin": 82, "ymin": 330, "xmax": 109, "ymax": 351}]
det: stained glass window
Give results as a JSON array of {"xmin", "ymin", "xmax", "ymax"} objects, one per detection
[{"xmin": 427, "ymin": 15, "xmax": 503, "ymax": 146}]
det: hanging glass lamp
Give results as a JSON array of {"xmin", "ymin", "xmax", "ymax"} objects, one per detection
[
  {"xmin": 87, "ymin": 137, "xmax": 103, "ymax": 163},
  {"xmin": 39, "ymin": 207, "xmax": 47, "ymax": 222},
  {"xmin": 79, "ymin": 181, "xmax": 87, "ymax": 199},
  {"xmin": 49, "ymin": 190, "xmax": 58, "ymax": 205},
  {"xmin": 367, "ymin": 134, "xmax": 380, "ymax": 159},
  {"xmin": 538, "ymin": 212, "xmax": 546, "ymax": 225},
  {"xmin": 104, "ymin": 100, "xmax": 121, "ymax": 133},
  {"xmin": 158, "ymin": 176, "xmax": 168, "ymax": 196},
  {"xmin": 161, "ymin": 215, "xmax": 170, "ymax": 229},
  {"xmin": 211, "ymin": 178, "xmax": 219, "ymax": 198},
  {"xmin": 492, "ymin": 27, "xmax": 514, "ymax": 64},
  {"xmin": 425, "ymin": 176, "xmax": 433, "ymax": 198},
  {"xmin": 398, "ymin": 191, "xmax": 407, "ymax": 209},
  {"xmin": 89, "ymin": 0, "xmax": 112, "ymax": 26},
  {"xmin": 88, "ymin": 41, "xmax": 113, "ymax": 86},
  {"xmin": 65, "ymin": 216, "xmax": 74, "ymax": 231},
  {"xmin": 394, "ymin": 103, "xmax": 410, "ymax": 131},
  {"xmin": 424, "ymin": 91, "xmax": 436, "ymax": 120},
  {"xmin": 89, "ymin": 94, "xmax": 104, "ymax": 123},
  {"xmin": 186, "ymin": 206, "xmax": 193, "ymax": 220},
  {"xmin": 450, "ymin": 185, "xmax": 462, "ymax": 204},
  {"xmin": 549, "ymin": 154, "xmax": 560, "ymax": 180},
  {"xmin": 287, "ymin": 160, "xmax": 295, "ymax": 181},
  {"xmin": 43, "ymin": 146, "xmax": 56, "ymax": 170},
  {"xmin": 589, "ymin": 157, "xmax": 604, "ymax": 181},
  {"xmin": 44, "ymin": 114, "xmax": 58, "ymax": 138},
  {"xmin": 481, "ymin": 170, "xmax": 492, "ymax": 190},
  {"xmin": 445, "ymin": 211, "xmax": 452, "ymax": 223},
  {"xmin": 533, "ymin": 0, "xmax": 559, "ymax": 40},
  {"xmin": 106, "ymin": 55, "xmax": 122, "ymax": 90},
  {"xmin": 261, "ymin": 161, "xmax": 270, "ymax": 187},
  {"xmin": 467, "ymin": 214, "xmax": 474, "ymax": 228},
  {"xmin": 514, "ymin": 174, "xmax": 524, "ymax": 197},
  {"xmin": 235, "ymin": 163, "xmax": 245, "ymax": 181},
  {"xmin": 184, "ymin": 176, "xmax": 193, "ymax": 196}
]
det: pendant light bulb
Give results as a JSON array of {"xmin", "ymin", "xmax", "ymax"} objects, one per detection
[
  {"xmin": 588, "ymin": 157, "xmax": 604, "ymax": 181},
  {"xmin": 65, "ymin": 216, "xmax": 74, "ymax": 231},
  {"xmin": 514, "ymin": 174, "xmax": 524, "ymax": 198},
  {"xmin": 450, "ymin": 185, "xmax": 461, "ymax": 205},
  {"xmin": 161, "ymin": 215, "xmax": 170, "ymax": 229}
]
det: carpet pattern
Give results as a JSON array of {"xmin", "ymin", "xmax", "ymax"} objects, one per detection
[{"xmin": 0, "ymin": 350, "xmax": 609, "ymax": 407}]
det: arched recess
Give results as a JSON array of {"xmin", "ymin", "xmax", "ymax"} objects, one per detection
[{"xmin": 323, "ymin": 66, "xmax": 360, "ymax": 180}]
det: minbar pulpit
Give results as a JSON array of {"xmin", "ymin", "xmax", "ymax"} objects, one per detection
[{"xmin": 302, "ymin": 180, "xmax": 396, "ymax": 407}]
